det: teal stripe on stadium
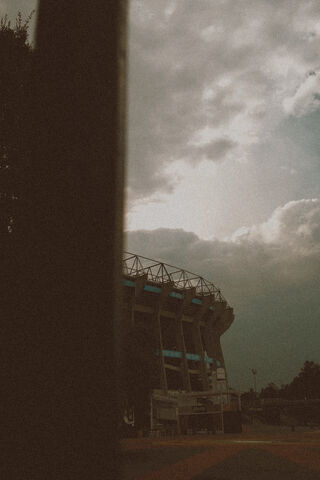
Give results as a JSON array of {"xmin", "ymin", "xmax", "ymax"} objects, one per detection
[
  {"xmin": 161, "ymin": 349, "xmax": 214, "ymax": 364},
  {"xmin": 123, "ymin": 279, "xmax": 214, "ymax": 310}
]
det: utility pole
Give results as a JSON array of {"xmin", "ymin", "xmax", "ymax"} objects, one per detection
[
  {"xmin": 150, "ymin": 394, "xmax": 154, "ymax": 432},
  {"xmin": 220, "ymin": 392, "xmax": 224, "ymax": 433},
  {"xmin": 251, "ymin": 369, "xmax": 257, "ymax": 406}
]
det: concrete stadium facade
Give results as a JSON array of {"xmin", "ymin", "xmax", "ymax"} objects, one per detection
[{"xmin": 122, "ymin": 253, "xmax": 240, "ymax": 434}]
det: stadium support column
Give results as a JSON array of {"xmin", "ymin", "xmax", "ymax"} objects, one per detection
[
  {"xmin": 193, "ymin": 296, "xmax": 212, "ymax": 391},
  {"xmin": 155, "ymin": 304, "xmax": 167, "ymax": 391},
  {"xmin": 128, "ymin": 274, "xmax": 148, "ymax": 327},
  {"xmin": 176, "ymin": 288, "xmax": 196, "ymax": 392},
  {"xmin": 207, "ymin": 301, "xmax": 227, "ymax": 367},
  {"xmin": 212, "ymin": 305, "xmax": 234, "ymax": 369},
  {"xmin": 177, "ymin": 317, "xmax": 191, "ymax": 391},
  {"xmin": 205, "ymin": 303, "xmax": 234, "ymax": 395},
  {"xmin": 154, "ymin": 282, "xmax": 174, "ymax": 392}
]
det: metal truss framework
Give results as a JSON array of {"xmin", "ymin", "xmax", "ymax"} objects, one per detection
[{"xmin": 123, "ymin": 251, "xmax": 227, "ymax": 303}]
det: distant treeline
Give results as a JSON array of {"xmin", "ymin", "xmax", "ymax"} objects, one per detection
[{"xmin": 242, "ymin": 360, "xmax": 320, "ymax": 404}]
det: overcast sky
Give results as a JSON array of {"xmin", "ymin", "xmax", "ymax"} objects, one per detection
[
  {"xmin": 127, "ymin": 0, "xmax": 320, "ymax": 390},
  {"xmin": 3, "ymin": 1, "xmax": 320, "ymax": 390}
]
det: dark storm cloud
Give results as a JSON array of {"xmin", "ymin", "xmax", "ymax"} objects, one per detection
[
  {"xmin": 199, "ymin": 138, "xmax": 237, "ymax": 160},
  {"xmin": 126, "ymin": 199, "xmax": 320, "ymax": 389}
]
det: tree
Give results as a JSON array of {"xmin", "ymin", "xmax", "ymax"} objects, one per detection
[
  {"xmin": 0, "ymin": 12, "xmax": 34, "ymax": 237},
  {"xmin": 259, "ymin": 361, "xmax": 320, "ymax": 401},
  {"xmin": 286, "ymin": 361, "xmax": 320, "ymax": 400},
  {"xmin": 260, "ymin": 382, "xmax": 279, "ymax": 399},
  {"xmin": 241, "ymin": 388, "xmax": 256, "ymax": 409}
]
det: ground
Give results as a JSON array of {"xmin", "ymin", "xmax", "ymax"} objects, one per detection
[{"xmin": 121, "ymin": 425, "xmax": 320, "ymax": 479}]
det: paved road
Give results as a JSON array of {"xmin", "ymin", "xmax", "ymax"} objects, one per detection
[
  {"xmin": 122, "ymin": 446, "xmax": 207, "ymax": 479},
  {"xmin": 121, "ymin": 431, "xmax": 320, "ymax": 479},
  {"xmin": 193, "ymin": 447, "xmax": 320, "ymax": 480}
]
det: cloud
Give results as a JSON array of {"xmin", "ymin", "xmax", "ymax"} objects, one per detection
[
  {"xmin": 234, "ymin": 198, "xmax": 320, "ymax": 251},
  {"xmin": 128, "ymin": 0, "xmax": 320, "ymax": 200},
  {"xmin": 127, "ymin": 198, "xmax": 320, "ymax": 294},
  {"xmin": 126, "ymin": 198, "xmax": 320, "ymax": 389},
  {"xmin": 283, "ymin": 71, "xmax": 320, "ymax": 116},
  {"xmin": 199, "ymin": 138, "xmax": 237, "ymax": 160}
]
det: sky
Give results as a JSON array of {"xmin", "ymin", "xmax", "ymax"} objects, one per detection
[
  {"xmin": 126, "ymin": 0, "xmax": 320, "ymax": 391},
  {"xmin": 3, "ymin": 0, "xmax": 320, "ymax": 390}
]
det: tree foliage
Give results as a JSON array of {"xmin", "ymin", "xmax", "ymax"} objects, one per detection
[
  {"xmin": 281, "ymin": 361, "xmax": 320, "ymax": 400},
  {"xmin": 259, "ymin": 361, "xmax": 320, "ymax": 400},
  {"xmin": 260, "ymin": 382, "xmax": 280, "ymax": 399},
  {"xmin": 0, "ymin": 12, "xmax": 34, "ymax": 237}
]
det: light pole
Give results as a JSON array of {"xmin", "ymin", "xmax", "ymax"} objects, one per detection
[{"xmin": 251, "ymin": 369, "xmax": 257, "ymax": 406}]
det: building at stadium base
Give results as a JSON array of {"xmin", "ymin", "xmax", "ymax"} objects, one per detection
[{"xmin": 123, "ymin": 252, "xmax": 242, "ymax": 434}]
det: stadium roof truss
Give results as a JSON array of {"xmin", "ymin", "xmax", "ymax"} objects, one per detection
[{"xmin": 123, "ymin": 252, "xmax": 226, "ymax": 303}]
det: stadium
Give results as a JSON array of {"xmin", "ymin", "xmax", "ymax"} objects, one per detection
[{"xmin": 122, "ymin": 252, "xmax": 241, "ymax": 434}]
